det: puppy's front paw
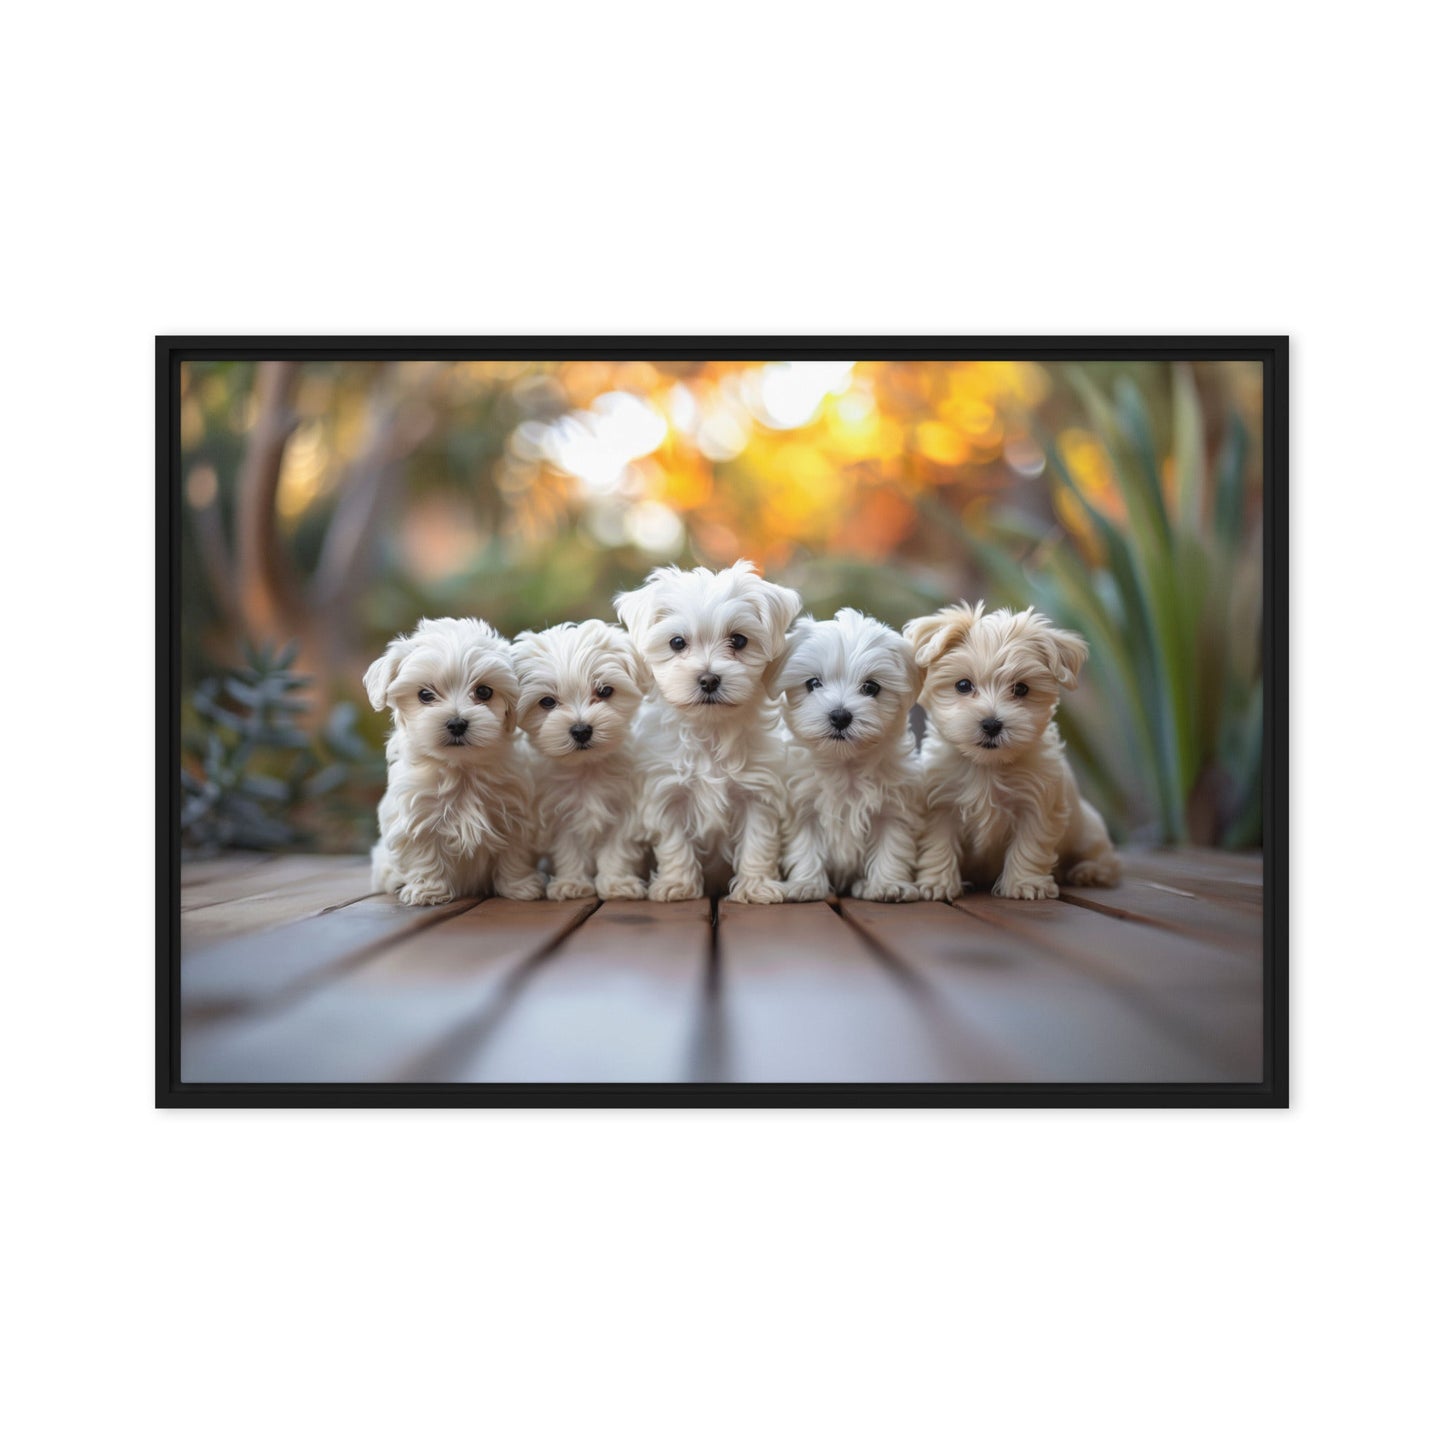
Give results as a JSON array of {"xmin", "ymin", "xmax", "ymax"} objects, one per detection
[
  {"xmin": 997, "ymin": 875, "xmax": 1059, "ymax": 901},
  {"xmin": 596, "ymin": 874, "xmax": 648, "ymax": 900},
  {"xmin": 546, "ymin": 877, "xmax": 596, "ymax": 901},
  {"xmin": 916, "ymin": 874, "xmax": 964, "ymax": 902},
  {"xmin": 497, "ymin": 873, "xmax": 546, "ymax": 901},
  {"xmin": 398, "ymin": 879, "xmax": 454, "ymax": 907},
  {"xmin": 852, "ymin": 878, "xmax": 921, "ymax": 904},
  {"xmin": 729, "ymin": 877, "xmax": 787, "ymax": 905},
  {"xmin": 649, "ymin": 874, "xmax": 704, "ymax": 902},
  {"xmin": 783, "ymin": 875, "xmax": 830, "ymax": 903},
  {"xmin": 1066, "ymin": 855, "xmax": 1122, "ymax": 888}
]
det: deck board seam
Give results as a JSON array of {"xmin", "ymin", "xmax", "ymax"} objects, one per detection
[
  {"xmin": 183, "ymin": 897, "xmax": 485, "ymax": 1026},
  {"xmin": 1054, "ymin": 888, "xmax": 1252, "ymax": 941},
  {"xmin": 394, "ymin": 899, "xmax": 604, "ymax": 1083},
  {"xmin": 689, "ymin": 896, "xmax": 726, "ymax": 1083},
  {"xmin": 947, "ymin": 899, "xmax": 1253, "ymax": 1075},
  {"xmin": 833, "ymin": 902, "xmax": 1026, "ymax": 1079}
]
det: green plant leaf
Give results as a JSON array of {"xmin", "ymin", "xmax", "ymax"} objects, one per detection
[
  {"xmin": 1214, "ymin": 412, "xmax": 1248, "ymax": 548},
  {"xmin": 1171, "ymin": 362, "xmax": 1206, "ymax": 532}
]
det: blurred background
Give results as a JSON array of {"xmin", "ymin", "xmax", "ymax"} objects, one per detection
[{"xmin": 178, "ymin": 357, "xmax": 1264, "ymax": 856}]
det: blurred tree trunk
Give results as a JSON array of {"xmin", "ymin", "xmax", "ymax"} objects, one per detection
[
  {"xmin": 236, "ymin": 361, "xmax": 302, "ymax": 641},
  {"xmin": 310, "ymin": 363, "xmax": 439, "ymax": 668}
]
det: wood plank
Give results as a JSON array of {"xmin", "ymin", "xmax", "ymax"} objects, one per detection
[
  {"xmin": 1058, "ymin": 877, "xmax": 1262, "ymax": 946},
  {"xmin": 1142, "ymin": 845, "xmax": 1264, "ymax": 884},
  {"xmin": 424, "ymin": 899, "xmax": 713, "ymax": 1083},
  {"xmin": 179, "ymin": 852, "xmax": 279, "ymax": 889},
  {"xmin": 182, "ymin": 894, "xmax": 479, "ymax": 1020},
  {"xmin": 1121, "ymin": 852, "xmax": 1263, "ymax": 909},
  {"xmin": 953, "ymin": 894, "xmax": 1262, "ymax": 1079},
  {"xmin": 182, "ymin": 899, "xmax": 598, "ymax": 1084},
  {"xmin": 714, "ymin": 901, "xmax": 990, "ymax": 1082},
  {"xmin": 180, "ymin": 853, "xmax": 361, "ymax": 909},
  {"xmin": 181, "ymin": 860, "xmax": 378, "ymax": 947},
  {"xmin": 841, "ymin": 899, "xmax": 1234, "ymax": 1082}
]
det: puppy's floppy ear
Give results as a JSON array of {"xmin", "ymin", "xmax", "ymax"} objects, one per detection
[
  {"xmin": 899, "ymin": 646, "xmax": 924, "ymax": 709},
  {"xmin": 764, "ymin": 615, "xmax": 813, "ymax": 697},
  {"xmin": 362, "ymin": 632, "xmax": 415, "ymax": 711},
  {"xmin": 748, "ymin": 569, "xmax": 804, "ymax": 655},
  {"xmin": 1038, "ymin": 622, "xmax": 1089, "ymax": 690},
  {"xmin": 493, "ymin": 652, "xmax": 522, "ymax": 734},
  {"xmin": 509, "ymin": 629, "xmax": 541, "ymax": 680},
  {"xmin": 903, "ymin": 603, "xmax": 981, "ymax": 674},
  {"xmin": 610, "ymin": 627, "xmax": 650, "ymax": 692},
  {"xmin": 613, "ymin": 577, "xmax": 661, "ymax": 645}
]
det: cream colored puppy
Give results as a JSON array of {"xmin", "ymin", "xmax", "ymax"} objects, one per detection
[
  {"xmin": 906, "ymin": 602, "xmax": 1121, "ymax": 900},
  {"xmin": 774, "ymin": 608, "xmax": 922, "ymax": 902},
  {"xmin": 364, "ymin": 617, "xmax": 544, "ymax": 906},
  {"xmin": 512, "ymin": 619, "xmax": 650, "ymax": 901},
  {"xmin": 615, "ymin": 559, "xmax": 802, "ymax": 903}
]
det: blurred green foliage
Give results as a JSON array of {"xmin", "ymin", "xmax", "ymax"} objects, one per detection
[
  {"xmin": 920, "ymin": 366, "xmax": 1261, "ymax": 847},
  {"xmin": 181, "ymin": 642, "xmax": 377, "ymax": 856}
]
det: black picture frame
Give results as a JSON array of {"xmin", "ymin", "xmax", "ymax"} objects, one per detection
[{"xmin": 158, "ymin": 336, "xmax": 1287, "ymax": 1108}]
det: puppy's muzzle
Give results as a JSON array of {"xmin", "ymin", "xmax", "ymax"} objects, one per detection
[
  {"xmin": 828, "ymin": 707, "xmax": 854, "ymax": 736},
  {"xmin": 569, "ymin": 723, "xmax": 593, "ymax": 749},
  {"xmin": 978, "ymin": 716, "xmax": 1004, "ymax": 748},
  {"xmin": 698, "ymin": 672, "xmax": 721, "ymax": 695},
  {"xmin": 445, "ymin": 716, "xmax": 469, "ymax": 744}
]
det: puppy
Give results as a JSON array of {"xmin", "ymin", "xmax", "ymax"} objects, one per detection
[
  {"xmin": 615, "ymin": 559, "xmax": 802, "ymax": 903},
  {"xmin": 512, "ymin": 619, "xmax": 651, "ymax": 901},
  {"xmin": 905, "ymin": 602, "xmax": 1121, "ymax": 900},
  {"xmin": 363, "ymin": 617, "xmax": 544, "ymax": 906},
  {"xmin": 773, "ymin": 608, "xmax": 922, "ymax": 902}
]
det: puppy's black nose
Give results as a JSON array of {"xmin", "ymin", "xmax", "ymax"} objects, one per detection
[
  {"xmin": 446, "ymin": 717, "xmax": 469, "ymax": 738},
  {"xmin": 829, "ymin": 707, "xmax": 854, "ymax": 731},
  {"xmin": 698, "ymin": 672, "xmax": 721, "ymax": 694},
  {"xmin": 569, "ymin": 723, "xmax": 593, "ymax": 743},
  {"xmin": 981, "ymin": 717, "xmax": 1003, "ymax": 738}
]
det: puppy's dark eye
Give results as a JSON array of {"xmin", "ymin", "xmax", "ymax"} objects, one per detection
[
  {"xmin": 418, "ymin": 688, "xmax": 436, "ymax": 703},
  {"xmin": 956, "ymin": 679, "xmax": 974, "ymax": 695},
  {"xmin": 669, "ymin": 636, "xmax": 687, "ymax": 652},
  {"xmin": 861, "ymin": 680, "xmax": 880, "ymax": 697},
  {"xmin": 538, "ymin": 696, "xmax": 557, "ymax": 711},
  {"xmin": 805, "ymin": 678, "xmax": 822, "ymax": 692},
  {"xmin": 1012, "ymin": 682, "xmax": 1030, "ymax": 698},
  {"xmin": 595, "ymin": 685, "xmax": 614, "ymax": 699},
  {"xmin": 473, "ymin": 684, "xmax": 493, "ymax": 702},
  {"xmin": 729, "ymin": 633, "xmax": 748, "ymax": 651}
]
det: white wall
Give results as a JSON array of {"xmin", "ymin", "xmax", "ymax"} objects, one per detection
[{"xmin": 5, "ymin": 3, "xmax": 1438, "ymax": 1441}]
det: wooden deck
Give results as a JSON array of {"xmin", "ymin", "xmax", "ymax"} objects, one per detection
[{"xmin": 177, "ymin": 849, "xmax": 1265, "ymax": 1086}]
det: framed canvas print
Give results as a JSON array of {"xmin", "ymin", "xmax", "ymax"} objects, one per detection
[{"xmin": 158, "ymin": 337, "xmax": 1286, "ymax": 1106}]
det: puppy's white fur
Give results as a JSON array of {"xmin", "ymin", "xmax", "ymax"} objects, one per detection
[
  {"xmin": 615, "ymin": 559, "xmax": 802, "ymax": 903},
  {"xmin": 512, "ymin": 619, "xmax": 650, "ymax": 901},
  {"xmin": 364, "ymin": 617, "xmax": 543, "ymax": 906},
  {"xmin": 906, "ymin": 602, "xmax": 1121, "ymax": 901},
  {"xmin": 775, "ymin": 609, "xmax": 922, "ymax": 902}
]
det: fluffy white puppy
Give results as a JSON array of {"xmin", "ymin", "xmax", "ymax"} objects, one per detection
[
  {"xmin": 512, "ymin": 619, "xmax": 651, "ymax": 901},
  {"xmin": 615, "ymin": 559, "xmax": 802, "ymax": 903},
  {"xmin": 774, "ymin": 608, "xmax": 922, "ymax": 902},
  {"xmin": 906, "ymin": 602, "xmax": 1121, "ymax": 901},
  {"xmin": 363, "ymin": 617, "xmax": 543, "ymax": 906}
]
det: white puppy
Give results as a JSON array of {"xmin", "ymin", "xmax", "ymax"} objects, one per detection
[
  {"xmin": 363, "ymin": 617, "xmax": 544, "ymax": 906},
  {"xmin": 774, "ymin": 608, "xmax": 922, "ymax": 902},
  {"xmin": 615, "ymin": 559, "xmax": 802, "ymax": 903},
  {"xmin": 905, "ymin": 602, "xmax": 1121, "ymax": 900},
  {"xmin": 512, "ymin": 619, "xmax": 651, "ymax": 901}
]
